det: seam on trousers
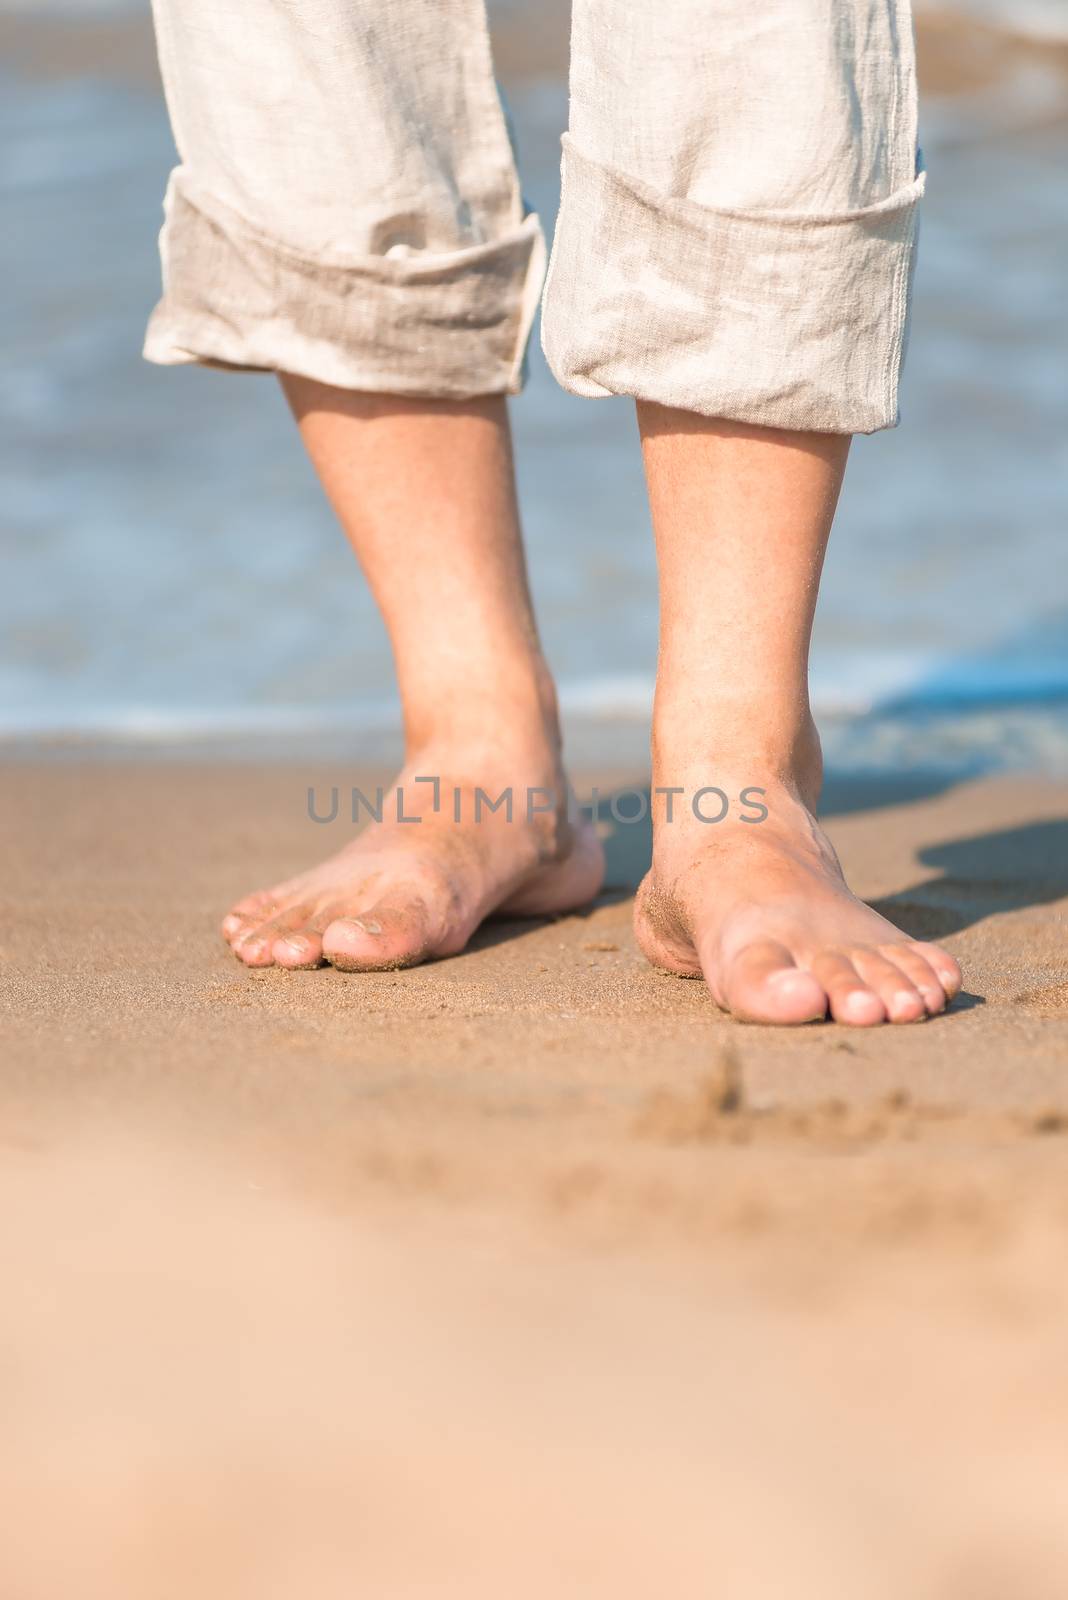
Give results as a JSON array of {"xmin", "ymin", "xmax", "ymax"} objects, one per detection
[
  {"xmin": 884, "ymin": 229, "xmax": 906, "ymax": 424},
  {"xmin": 506, "ymin": 210, "xmax": 548, "ymax": 392},
  {"xmin": 883, "ymin": 148, "xmax": 925, "ymax": 423},
  {"xmin": 542, "ymin": 137, "xmax": 925, "ymax": 435},
  {"xmin": 145, "ymin": 178, "xmax": 546, "ymax": 399},
  {"xmin": 539, "ymin": 130, "xmax": 569, "ymax": 353}
]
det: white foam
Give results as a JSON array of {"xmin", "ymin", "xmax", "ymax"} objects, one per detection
[{"xmin": 5, "ymin": 657, "xmax": 1068, "ymax": 745}]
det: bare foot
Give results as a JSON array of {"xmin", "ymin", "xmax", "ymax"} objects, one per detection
[
  {"xmin": 221, "ymin": 758, "xmax": 604, "ymax": 971},
  {"xmin": 635, "ymin": 778, "xmax": 962, "ymax": 1026}
]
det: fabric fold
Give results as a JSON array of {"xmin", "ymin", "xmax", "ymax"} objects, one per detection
[
  {"xmin": 145, "ymin": 176, "xmax": 547, "ymax": 398},
  {"xmin": 542, "ymin": 136, "xmax": 925, "ymax": 434}
]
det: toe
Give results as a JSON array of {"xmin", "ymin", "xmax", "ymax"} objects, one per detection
[
  {"xmin": 273, "ymin": 931, "xmax": 325, "ymax": 969},
  {"xmin": 722, "ymin": 940, "xmax": 828, "ymax": 1025},
  {"xmin": 222, "ymin": 910, "xmax": 261, "ymax": 943},
  {"xmin": 220, "ymin": 892, "xmax": 277, "ymax": 944},
  {"xmin": 230, "ymin": 929, "xmax": 276, "ymax": 966},
  {"xmin": 811, "ymin": 952, "xmax": 886, "ymax": 1027},
  {"xmin": 270, "ymin": 907, "xmax": 335, "ymax": 971},
  {"xmin": 230, "ymin": 905, "xmax": 310, "ymax": 967},
  {"xmin": 908, "ymin": 941, "xmax": 962, "ymax": 1003},
  {"xmin": 322, "ymin": 902, "xmax": 436, "ymax": 972},
  {"xmin": 852, "ymin": 948, "xmax": 927, "ymax": 1023},
  {"xmin": 879, "ymin": 944, "xmax": 948, "ymax": 1016}
]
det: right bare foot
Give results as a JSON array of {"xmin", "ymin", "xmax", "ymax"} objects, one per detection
[
  {"xmin": 634, "ymin": 726, "xmax": 962, "ymax": 1026},
  {"xmin": 221, "ymin": 755, "xmax": 604, "ymax": 971}
]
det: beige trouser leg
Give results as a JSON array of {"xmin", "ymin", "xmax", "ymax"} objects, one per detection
[
  {"xmin": 542, "ymin": 0, "xmax": 924, "ymax": 433},
  {"xmin": 145, "ymin": 0, "xmax": 921, "ymax": 431},
  {"xmin": 144, "ymin": 0, "xmax": 544, "ymax": 397}
]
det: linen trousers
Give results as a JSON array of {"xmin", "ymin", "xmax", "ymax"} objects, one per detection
[{"xmin": 145, "ymin": 0, "xmax": 923, "ymax": 433}]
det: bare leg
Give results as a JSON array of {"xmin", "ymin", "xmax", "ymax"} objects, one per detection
[
  {"xmin": 222, "ymin": 380, "xmax": 603, "ymax": 971},
  {"xmin": 634, "ymin": 406, "xmax": 962, "ymax": 1026}
]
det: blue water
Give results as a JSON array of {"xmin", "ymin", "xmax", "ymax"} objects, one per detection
[{"xmin": 2, "ymin": 2, "xmax": 1067, "ymax": 770}]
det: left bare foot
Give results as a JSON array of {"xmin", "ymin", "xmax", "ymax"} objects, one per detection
[
  {"xmin": 635, "ymin": 778, "xmax": 962, "ymax": 1026},
  {"xmin": 221, "ymin": 755, "xmax": 604, "ymax": 972}
]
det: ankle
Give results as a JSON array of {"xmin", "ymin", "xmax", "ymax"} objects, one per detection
[
  {"xmin": 392, "ymin": 732, "xmax": 577, "ymax": 868},
  {"xmin": 651, "ymin": 706, "xmax": 824, "ymax": 813},
  {"xmin": 401, "ymin": 658, "xmax": 564, "ymax": 779}
]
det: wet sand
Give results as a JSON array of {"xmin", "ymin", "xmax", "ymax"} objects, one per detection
[{"xmin": 4, "ymin": 759, "xmax": 1068, "ymax": 1595}]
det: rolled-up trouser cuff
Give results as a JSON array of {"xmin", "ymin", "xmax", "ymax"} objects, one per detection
[
  {"xmin": 542, "ymin": 136, "xmax": 925, "ymax": 435},
  {"xmin": 144, "ymin": 176, "xmax": 547, "ymax": 398}
]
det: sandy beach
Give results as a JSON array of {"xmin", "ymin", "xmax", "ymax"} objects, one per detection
[{"xmin": 4, "ymin": 758, "xmax": 1068, "ymax": 1595}]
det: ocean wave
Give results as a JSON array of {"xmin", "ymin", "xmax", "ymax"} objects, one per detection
[{"xmin": 5, "ymin": 667, "xmax": 1068, "ymax": 743}]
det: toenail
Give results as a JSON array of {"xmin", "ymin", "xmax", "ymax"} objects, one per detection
[{"xmin": 351, "ymin": 918, "xmax": 382, "ymax": 935}]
